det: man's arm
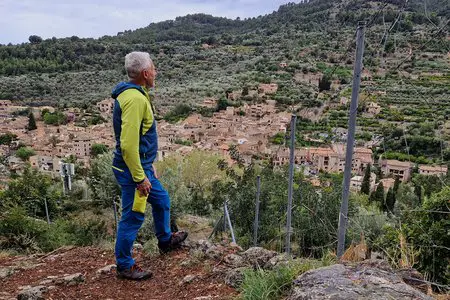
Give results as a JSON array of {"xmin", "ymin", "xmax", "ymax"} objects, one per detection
[{"xmin": 120, "ymin": 96, "xmax": 147, "ymax": 183}]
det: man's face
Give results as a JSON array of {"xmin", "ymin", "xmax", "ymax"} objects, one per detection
[{"xmin": 142, "ymin": 64, "xmax": 157, "ymax": 89}]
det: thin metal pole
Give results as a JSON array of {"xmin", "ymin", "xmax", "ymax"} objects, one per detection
[
  {"xmin": 253, "ymin": 175, "xmax": 261, "ymax": 247},
  {"xmin": 223, "ymin": 202, "xmax": 227, "ymax": 232},
  {"xmin": 224, "ymin": 201, "xmax": 236, "ymax": 244},
  {"xmin": 285, "ymin": 114, "xmax": 297, "ymax": 254},
  {"xmin": 208, "ymin": 215, "xmax": 224, "ymax": 239},
  {"xmin": 337, "ymin": 22, "xmax": 366, "ymax": 259},
  {"xmin": 113, "ymin": 196, "xmax": 118, "ymax": 234},
  {"xmin": 44, "ymin": 198, "xmax": 50, "ymax": 224}
]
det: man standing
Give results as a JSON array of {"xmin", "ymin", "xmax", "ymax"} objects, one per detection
[{"xmin": 111, "ymin": 52, "xmax": 188, "ymax": 280}]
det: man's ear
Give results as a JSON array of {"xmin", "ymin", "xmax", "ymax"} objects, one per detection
[{"xmin": 142, "ymin": 69, "xmax": 149, "ymax": 79}]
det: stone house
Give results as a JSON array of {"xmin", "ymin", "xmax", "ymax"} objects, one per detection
[
  {"xmin": 379, "ymin": 159, "xmax": 413, "ymax": 182},
  {"xmin": 418, "ymin": 165, "xmax": 448, "ymax": 176},
  {"xmin": 96, "ymin": 98, "xmax": 114, "ymax": 115}
]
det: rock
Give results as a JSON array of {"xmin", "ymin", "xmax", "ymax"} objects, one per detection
[
  {"xmin": 96, "ymin": 264, "xmax": 116, "ymax": 275},
  {"xmin": 264, "ymin": 253, "xmax": 291, "ymax": 270},
  {"xmin": 0, "ymin": 267, "xmax": 15, "ymax": 279},
  {"xmin": 37, "ymin": 280, "xmax": 52, "ymax": 285},
  {"xmin": 225, "ymin": 267, "xmax": 247, "ymax": 288},
  {"xmin": 17, "ymin": 285, "xmax": 48, "ymax": 300},
  {"xmin": 179, "ymin": 274, "xmax": 196, "ymax": 285},
  {"xmin": 288, "ymin": 263, "xmax": 433, "ymax": 300},
  {"xmin": 55, "ymin": 273, "xmax": 85, "ymax": 285},
  {"xmin": 193, "ymin": 296, "xmax": 214, "ymax": 300},
  {"xmin": 241, "ymin": 247, "xmax": 277, "ymax": 267},
  {"xmin": 205, "ymin": 246, "xmax": 223, "ymax": 260},
  {"xmin": 229, "ymin": 242, "xmax": 243, "ymax": 252},
  {"xmin": 223, "ymin": 254, "xmax": 246, "ymax": 268},
  {"xmin": 133, "ymin": 243, "xmax": 143, "ymax": 250},
  {"xmin": 396, "ymin": 268, "xmax": 430, "ymax": 294},
  {"xmin": 188, "ymin": 239, "xmax": 214, "ymax": 252}
]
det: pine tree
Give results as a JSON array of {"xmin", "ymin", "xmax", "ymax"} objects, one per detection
[
  {"xmin": 370, "ymin": 181, "xmax": 385, "ymax": 208},
  {"xmin": 360, "ymin": 163, "xmax": 371, "ymax": 195},
  {"xmin": 385, "ymin": 187, "xmax": 396, "ymax": 213},
  {"xmin": 27, "ymin": 111, "xmax": 37, "ymax": 131},
  {"xmin": 393, "ymin": 176, "xmax": 400, "ymax": 193}
]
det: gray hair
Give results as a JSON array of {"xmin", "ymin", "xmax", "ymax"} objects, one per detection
[{"xmin": 124, "ymin": 52, "xmax": 153, "ymax": 80}]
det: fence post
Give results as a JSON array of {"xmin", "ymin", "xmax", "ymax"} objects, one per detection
[
  {"xmin": 285, "ymin": 114, "xmax": 297, "ymax": 254},
  {"xmin": 253, "ymin": 175, "xmax": 261, "ymax": 247},
  {"xmin": 337, "ymin": 22, "xmax": 366, "ymax": 258},
  {"xmin": 224, "ymin": 201, "xmax": 236, "ymax": 244},
  {"xmin": 44, "ymin": 198, "xmax": 50, "ymax": 224}
]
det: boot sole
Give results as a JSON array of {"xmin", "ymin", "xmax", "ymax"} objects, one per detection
[{"xmin": 117, "ymin": 273, "xmax": 153, "ymax": 281}]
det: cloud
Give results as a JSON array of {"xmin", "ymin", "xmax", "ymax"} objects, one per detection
[{"xmin": 0, "ymin": 0, "xmax": 300, "ymax": 44}]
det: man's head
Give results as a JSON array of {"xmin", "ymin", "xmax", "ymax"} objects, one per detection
[{"xmin": 125, "ymin": 52, "xmax": 157, "ymax": 89}]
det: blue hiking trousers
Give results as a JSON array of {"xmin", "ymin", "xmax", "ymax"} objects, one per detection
[{"xmin": 112, "ymin": 165, "xmax": 171, "ymax": 270}]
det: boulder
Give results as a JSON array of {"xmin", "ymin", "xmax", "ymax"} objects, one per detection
[
  {"xmin": 241, "ymin": 247, "xmax": 277, "ymax": 267},
  {"xmin": 224, "ymin": 267, "xmax": 247, "ymax": 288},
  {"xmin": 288, "ymin": 263, "xmax": 433, "ymax": 300},
  {"xmin": 264, "ymin": 253, "xmax": 291, "ymax": 270},
  {"xmin": 0, "ymin": 267, "xmax": 15, "ymax": 279},
  {"xmin": 96, "ymin": 264, "xmax": 116, "ymax": 275},
  {"xmin": 179, "ymin": 274, "xmax": 196, "ymax": 285},
  {"xmin": 17, "ymin": 286, "xmax": 48, "ymax": 300},
  {"xmin": 55, "ymin": 273, "xmax": 85, "ymax": 285},
  {"xmin": 223, "ymin": 254, "xmax": 246, "ymax": 268},
  {"xmin": 205, "ymin": 246, "xmax": 223, "ymax": 260}
]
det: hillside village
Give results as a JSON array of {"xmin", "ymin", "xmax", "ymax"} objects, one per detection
[{"xmin": 0, "ymin": 80, "xmax": 446, "ymax": 192}]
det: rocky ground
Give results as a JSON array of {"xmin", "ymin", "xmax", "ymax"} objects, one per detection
[{"xmin": 0, "ymin": 240, "xmax": 442, "ymax": 300}]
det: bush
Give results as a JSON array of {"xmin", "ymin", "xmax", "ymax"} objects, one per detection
[
  {"xmin": 240, "ymin": 260, "xmax": 322, "ymax": 300},
  {"xmin": 0, "ymin": 207, "xmax": 108, "ymax": 253}
]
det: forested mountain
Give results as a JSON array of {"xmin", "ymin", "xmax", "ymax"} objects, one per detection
[{"xmin": 0, "ymin": 0, "xmax": 448, "ymax": 111}]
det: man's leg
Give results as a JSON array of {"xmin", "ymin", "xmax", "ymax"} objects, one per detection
[
  {"xmin": 115, "ymin": 183, "xmax": 145, "ymax": 270},
  {"xmin": 146, "ymin": 169, "xmax": 188, "ymax": 253},
  {"xmin": 146, "ymin": 169, "xmax": 171, "ymax": 243}
]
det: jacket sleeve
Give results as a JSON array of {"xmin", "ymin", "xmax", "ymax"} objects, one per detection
[{"xmin": 120, "ymin": 96, "xmax": 146, "ymax": 183}]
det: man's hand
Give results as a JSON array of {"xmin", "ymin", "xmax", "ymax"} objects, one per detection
[
  {"xmin": 153, "ymin": 165, "xmax": 159, "ymax": 179},
  {"xmin": 137, "ymin": 177, "xmax": 152, "ymax": 197}
]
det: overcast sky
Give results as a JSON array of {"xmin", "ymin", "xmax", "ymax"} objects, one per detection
[{"xmin": 0, "ymin": 0, "xmax": 301, "ymax": 45}]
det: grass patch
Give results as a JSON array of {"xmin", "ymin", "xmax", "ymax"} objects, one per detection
[{"xmin": 239, "ymin": 259, "xmax": 323, "ymax": 300}]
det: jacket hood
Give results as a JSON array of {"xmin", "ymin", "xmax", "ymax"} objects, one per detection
[{"xmin": 111, "ymin": 82, "xmax": 145, "ymax": 99}]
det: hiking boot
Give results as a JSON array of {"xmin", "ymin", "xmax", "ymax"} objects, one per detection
[
  {"xmin": 158, "ymin": 231, "xmax": 189, "ymax": 254},
  {"xmin": 117, "ymin": 264, "xmax": 152, "ymax": 280}
]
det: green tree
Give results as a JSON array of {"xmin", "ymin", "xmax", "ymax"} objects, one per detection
[
  {"xmin": 385, "ymin": 187, "xmax": 395, "ymax": 213},
  {"xmin": 27, "ymin": 111, "xmax": 37, "ymax": 131},
  {"xmin": 91, "ymin": 144, "xmax": 109, "ymax": 157},
  {"xmin": 28, "ymin": 35, "xmax": 43, "ymax": 44},
  {"xmin": 16, "ymin": 147, "xmax": 35, "ymax": 161},
  {"xmin": 0, "ymin": 167, "xmax": 60, "ymax": 218},
  {"xmin": 360, "ymin": 163, "xmax": 371, "ymax": 195},
  {"xmin": 88, "ymin": 152, "xmax": 120, "ymax": 207},
  {"xmin": 369, "ymin": 182, "xmax": 384, "ymax": 207},
  {"xmin": 0, "ymin": 133, "xmax": 18, "ymax": 146}
]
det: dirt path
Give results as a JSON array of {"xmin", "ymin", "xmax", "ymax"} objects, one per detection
[{"xmin": 0, "ymin": 246, "xmax": 237, "ymax": 300}]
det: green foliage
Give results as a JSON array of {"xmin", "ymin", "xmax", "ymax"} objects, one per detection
[
  {"xmin": 385, "ymin": 188, "xmax": 395, "ymax": 213},
  {"xmin": 0, "ymin": 133, "xmax": 18, "ymax": 146},
  {"xmin": 43, "ymin": 111, "xmax": 68, "ymax": 126},
  {"xmin": 27, "ymin": 111, "xmax": 37, "ymax": 131},
  {"xmin": 369, "ymin": 182, "xmax": 384, "ymax": 208},
  {"xmin": 0, "ymin": 167, "xmax": 61, "ymax": 218},
  {"xmin": 90, "ymin": 143, "xmax": 109, "ymax": 157},
  {"xmin": 360, "ymin": 164, "xmax": 371, "ymax": 195},
  {"xmin": 15, "ymin": 147, "xmax": 35, "ymax": 161},
  {"xmin": 164, "ymin": 104, "xmax": 192, "ymax": 123},
  {"xmin": 0, "ymin": 207, "xmax": 108, "ymax": 253},
  {"xmin": 270, "ymin": 132, "xmax": 285, "ymax": 145},
  {"xmin": 88, "ymin": 152, "xmax": 120, "ymax": 207},
  {"xmin": 240, "ymin": 260, "xmax": 323, "ymax": 300}
]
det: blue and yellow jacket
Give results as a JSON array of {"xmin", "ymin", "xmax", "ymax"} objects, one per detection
[{"xmin": 111, "ymin": 82, "xmax": 158, "ymax": 183}]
